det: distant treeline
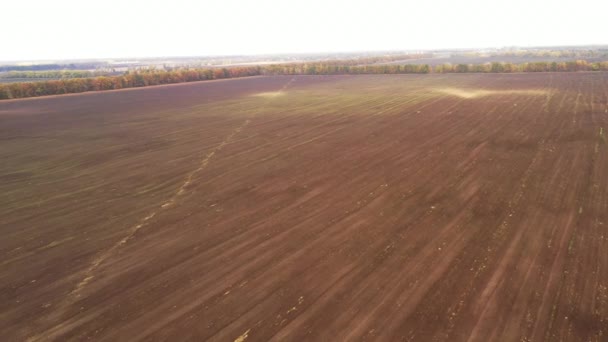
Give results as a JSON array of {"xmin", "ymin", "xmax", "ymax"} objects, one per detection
[
  {"xmin": 492, "ymin": 49, "xmax": 608, "ymax": 59},
  {"xmin": 0, "ymin": 63, "xmax": 108, "ymax": 72},
  {"xmin": 0, "ymin": 67, "xmax": 261, "ymax": 99},
  {"xmin": 2, "ymin": 60, "xmax": 608, "ymax": 100},
  {"xmin": 265, "ymin": 59, "xmax": 608, "ymax": 74},
  {"xmin": 0, "ymin": 70, "xmax": 110, "ymax": 79},
  {"xmin": 328, "ymin": 53, "xmax": 433, "ymax": 65},
  {"xmin": 434, "ymin": 60, "xmax": 608, "ymax": 73}
]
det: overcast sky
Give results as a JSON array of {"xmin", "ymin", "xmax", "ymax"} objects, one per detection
[{"xmin": 1, "ymin": 0, "xmax": 606, "ymax": 61}]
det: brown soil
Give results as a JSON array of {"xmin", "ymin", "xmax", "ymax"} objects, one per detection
[{"xmin": 1, "ymin": 73, "xmax": 608, "ymax": 341}]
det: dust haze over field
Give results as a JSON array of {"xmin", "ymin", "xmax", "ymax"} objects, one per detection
[{"xmin": 2, "ymin": 73, "xmax": 608, "ymax": 341}]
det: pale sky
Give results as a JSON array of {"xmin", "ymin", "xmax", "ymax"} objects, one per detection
[{"xmin": 1, "ymin": 0, "xmax": 606, "ymax": 61}]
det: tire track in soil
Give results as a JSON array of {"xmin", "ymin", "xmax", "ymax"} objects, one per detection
[
  {"xmin": 465, "ymin": 81, "xmax": 563, "ymax": 342},
  {"xmin": 26, "ymin": 77, "xmax": 297, "ymax": 342},
  {"xmin": 22, "ymin": 78, "xmax": 407, "ymax": 341},
  {"xmin": 11, "ymin": 74, "xmax": 607, "ymax": 341},
  {"xmin": 109, "ymin": 84, "xmax": 446, "ymax": 341},
  {"xmin": 102, "ymin": 79, "xmax": 456, "ymax": 341},
  {"xmin": 232, "ymin": 77, "xmax": 511, "ymax": 342}
]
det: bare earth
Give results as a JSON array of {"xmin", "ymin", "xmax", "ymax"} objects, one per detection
[{"xmin": 1, "ymin": 73, "xmax": 608, "ymax": 341}]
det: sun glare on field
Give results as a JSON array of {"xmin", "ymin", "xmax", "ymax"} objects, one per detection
[
  {"xmin": 434, "ymin": 87, "xmax": 548, "ymax": 99},
  {"xmin": 253, "ymin": 91, "xmax": 285, "ymax": 98}
]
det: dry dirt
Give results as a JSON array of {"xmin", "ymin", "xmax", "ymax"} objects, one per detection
[{"xmin": 1, "ymin": 73, "xmax": 608, "ymax": 341}]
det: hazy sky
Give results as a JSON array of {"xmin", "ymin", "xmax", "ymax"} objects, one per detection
[{"xmin": 2, "ymin": 0, "xmax": 606, "ymax": 61}]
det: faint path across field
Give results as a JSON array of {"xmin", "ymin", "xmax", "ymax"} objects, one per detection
[
  {"xmin": 23, "ymin": 76, "xmax": 297, "ymax": 341},
  {"xmin": 2, "ymin": 73, "xmax": 608, "ymax": 341}
]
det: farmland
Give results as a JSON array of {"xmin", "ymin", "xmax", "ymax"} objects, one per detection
[
  {"xmin": 2, "ymin": 73, "xmax": 608, "ymax": 341},
  {"xmin": 379, "ymin": 54, "xmax": 608, "ymax": 66}
]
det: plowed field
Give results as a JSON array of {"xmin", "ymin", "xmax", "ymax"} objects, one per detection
[{"xmin": 2, "ymin": 73, "xmax": 608, "ymax": 341}]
